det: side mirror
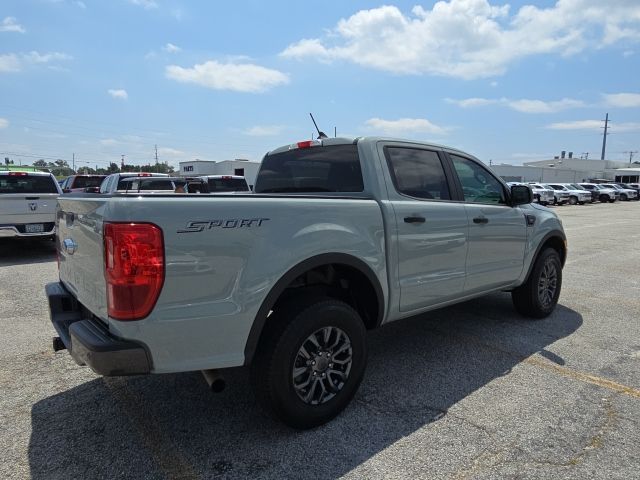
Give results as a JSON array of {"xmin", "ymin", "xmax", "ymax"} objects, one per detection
[{"xmin": 510, "ymin": 185, "xmax": 532, "ymax": 206}]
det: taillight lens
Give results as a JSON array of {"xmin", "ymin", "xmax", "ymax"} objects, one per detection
[{"xmin": 103, "ymin": 222, "xmax": 164, "ymax": 320}]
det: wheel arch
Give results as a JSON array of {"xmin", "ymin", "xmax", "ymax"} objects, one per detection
[
  {"xmin": 522, "ymin": 231, "xmax": 567, "ymax": 284},
  {"xmin": 243, "ymin": 253, "xmax": 385, "ymax": 365}
]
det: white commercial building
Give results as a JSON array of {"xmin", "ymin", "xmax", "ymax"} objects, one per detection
[
  {"xmin": 178, "ymin": 159, "xmax": 262, "ymax": 188},
  {"xmin": 491, "ymin": 157, "xmax": 640, "ymax": 183}
]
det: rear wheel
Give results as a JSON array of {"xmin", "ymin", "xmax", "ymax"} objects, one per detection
[
  {"xmin": 512, "ymin": 248, "xmax": 562, "ymax": 319},
  {"xmin": 620, "ymin": 193, "xmax": 628, "ymax": 201},
  {"xmin": 568, "ymin": 196, "xmax": 578, "ymax": 205},
  {"xmin": 251, "ymin": 297, "xmax": 367, "ymax": 429}
]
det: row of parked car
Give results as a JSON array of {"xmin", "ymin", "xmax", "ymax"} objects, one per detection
[
  {"xmin": 507, "ymin": 181, "xmax": 640, "ymax": 205},
  {"xmin": 59, "ymin": 172, "xmax": 251, "ymax": 194}
]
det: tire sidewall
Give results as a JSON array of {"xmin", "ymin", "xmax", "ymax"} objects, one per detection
[
  {"xmin": 530, "ymin": 249, "xmax": 562, "ymax": 316},
  {"xmin": 268, "ymin": 300, "xmax": 367, "ymax": 428}
]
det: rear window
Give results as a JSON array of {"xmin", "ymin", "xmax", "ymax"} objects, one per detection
[
  {"xmin": 254, "ymin": 144, "xmax": 363, "ymax": 193},
  {"xmin": 71, "ymin": 176, "xmax": 104, "ymax": 188},
  {"xmin": 0, "ymin": 175, "xmax": 58, "ymax": 194},
  {"xmin": 207, "ymin": 178, "xmax": 249, "ymax": 192},
  {"xmin": 117, "ymin": 178, "xmax": 175, "ymax": 191}
]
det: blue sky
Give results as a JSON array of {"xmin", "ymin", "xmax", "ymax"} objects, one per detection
[{"xmin": 1, "ymin": 0, "xmax": 639, "ymax": 170}]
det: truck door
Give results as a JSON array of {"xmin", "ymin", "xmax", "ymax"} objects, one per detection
[
  {"xmin": 380, "ymin": 144, "xmax": 469, "ymax": 312},
  {"xmin": 447, "ymin": 154, "xmax": 527, "ymax": 293}
]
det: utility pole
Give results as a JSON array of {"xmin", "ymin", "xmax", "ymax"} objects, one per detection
[
  {"xmin": 624, "ymin": 150, "xmax": 638, "ymax": 165},
  {"xmin": 600, "ymin": 113, "xmax": 610, "ymax": 160},
  {"xmin": 334, "ymin": 127, "xmax": 337, "ymax": 138},
  {"xmin": 72, "ymin": 153, "xmax": 75, "ymax": 172},
  {"xmin": 154, "ymin": 144, "xmax": 159, "ymax": 173}
]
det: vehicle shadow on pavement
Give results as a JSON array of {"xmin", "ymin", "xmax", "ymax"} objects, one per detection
[
  {"xmin": 0, "ymin": 238, "xmax": 56, "ymax": 267},
  {"xmin": 28, "ymin": 293, "xmax": 582, "ymax": 480}
]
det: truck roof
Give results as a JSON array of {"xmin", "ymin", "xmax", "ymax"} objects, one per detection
[
  {"xmin": 266, "ymin": 136, "xmax": 477, "ymax": 160},
  {"xmin": 0, "ymin": 170, "xmax": 53, "ymax": 176}
]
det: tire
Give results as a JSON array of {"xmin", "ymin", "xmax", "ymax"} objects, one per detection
[
  {"xmin": 512, "ymin": 248, "xmax": 562, "ymax": 319},
  {"xmin": 568, "ymin": 196, "xmax": 578, "ymax": 205},
  {"xmin": 599, "ymin": 194, "xmax": 608, "ymax": 203},
  {"xmin": 609, "ymin": 199, "xmax": 615, "ymax": 203},
  {"xmin": 620, "ymin": 194, "xmax": 628, "ymax": 201},
  {"xmin": 578, "ymin": 201, "xmax": 585, "ymax": 205},
  {"xmin": 251, "ymin": 297, "xmax": 367, "ymax": 429}
]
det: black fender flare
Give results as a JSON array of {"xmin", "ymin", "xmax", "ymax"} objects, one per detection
[{"xmin": 243, "ymin": 253, "xmax": 385, "ymax": 365}]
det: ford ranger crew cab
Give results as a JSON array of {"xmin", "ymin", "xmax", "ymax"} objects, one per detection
[{"xmin": 47, "ymin": 137, "xmax": 567, "ymax": 429}]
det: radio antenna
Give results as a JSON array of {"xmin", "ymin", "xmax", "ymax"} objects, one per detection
[{"xmin": 309, "ymin": 113, "xmax": 328, "ymax": 139}]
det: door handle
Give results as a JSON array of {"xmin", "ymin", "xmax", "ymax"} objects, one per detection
[
  {"xmin": 404, "ymin": 216, "xmax": 425, "ymax": 224},
  {"xmin": 473, "ymin": 217, "xmax": 489, "ymax": 224}
]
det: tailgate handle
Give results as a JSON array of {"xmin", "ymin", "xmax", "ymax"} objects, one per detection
[
  {"xmin": 473, "ymin": 217, "xmax": 489, "ymax": 224},
  {"xmin": 404, "ymin": 216, "xmax": 425, "ymax": 224}
]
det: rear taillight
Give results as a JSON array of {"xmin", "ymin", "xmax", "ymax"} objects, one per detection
[
  {"xmin": 103, "ymin": 222, "xmax": 164, "ymax": 320},
  {"xmin": 8, "ymin": 172, "xmax": 28, "ymax": 176}
]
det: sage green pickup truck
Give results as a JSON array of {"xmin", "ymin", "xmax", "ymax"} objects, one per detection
[{"xmin": 47, "ymin": 137, "xmax": 566, "ymax": 428}]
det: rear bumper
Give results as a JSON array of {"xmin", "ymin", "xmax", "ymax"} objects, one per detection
[
  {"xmin": 46, "ymin": 282, "xmax": 151, "ymax": 376},
  {"xmin": 0, "ymin": 224, "xmax": 55, "ymax": 238}
]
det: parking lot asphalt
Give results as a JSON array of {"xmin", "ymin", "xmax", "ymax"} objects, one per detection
[{"xmin": 0, "ymin": 201, "xmax": 639, "ymax": 480}]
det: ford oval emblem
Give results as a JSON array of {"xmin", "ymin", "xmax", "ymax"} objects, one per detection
[{"xmin": 63, "ymin": 238, "xmax": 78, "ymax": 255}]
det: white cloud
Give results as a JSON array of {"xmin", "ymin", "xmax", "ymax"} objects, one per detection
[
  {"xmin": 280, "ymin": 1, "xmax": 640, "ymax": 79},
  {"xmin": 100, "ymin": 138, "xmax": 119, "ymax": 146},
  {"xmin": 447, "ymin": 96, "xmax": 584, "ymax": 113},
  {"xmin": 446, "ymin": 97, "xmax": 500, "ymax": 108},
  {"xmin": 0, "ymin": 51, "xmax": 71, "ymax": 73},
  {"xmin": 602, "ymin": 93, "xmax": 640, "ymax": 108},
  {"xmin": 0, "ymin": 54, "xmax": 21, "ymax": 72},
  {"xmin": 107, "ymin": 89, "xmax": 128, "ymax": 100},
  {"xmin": 0, "ymin": 118, "xmax": 9, "ymax": 129},
  {"xmin": 163, "ymin": 43, "xmax": 181, "ymax": 53},
  {"xmin": 244, "ymin": 125, "xmax": 286, "ymax": 136},
  {"xmin": 507, "ymin": 98, "xmax": 585, "ymax": 113},
  {"xmin": 23, "ymin": 51, "xmax": 72, "ymax": 63},
  {"xmin": 165, "ymin": 60, "xmax": 290, "ymax": 93},
  {"xmin": 545, "ymin": 120, "xmax": 640, "ymax": 133},
  {"xmin": 0, "ymin": 16, "xmax": 25, "ymax": 33},
  {"xmin": 364, "ymin": 117, "xmax": 448, "ymax": 136},
  {"xmin": 157, "ymin": 147, "xmax": 185, "ymax": 157},
  {"xmin": 128, "ymin": 0, "xmax": 157, "ymax": 9}
]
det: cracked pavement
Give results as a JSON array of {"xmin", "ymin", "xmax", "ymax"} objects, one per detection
[{"xmin": 0, "ymin": 201, "xmax": 639, "ymax": 479}]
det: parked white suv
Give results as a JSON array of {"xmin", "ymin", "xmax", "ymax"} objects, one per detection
[
  {"xmin": 98, "ymin": 172, "xmax": 170, "ymax": 194},
  {"xmin": 578, "ymin": 183, "xmax": 617, "ymax": 203},
  {"xmin": 545, "ymin": 184, "xmax": 590, "ymax": 205},
  {"xmin": 526, "ymin": 183, "xmax": 555, "ymax": 205},
  {"xmin": 600, "ymin": 184, "xmax": 637, "ymax": 201},
  {"xmin": 0, "ymin": 171, "xmax": 61, "ymax": 238}
]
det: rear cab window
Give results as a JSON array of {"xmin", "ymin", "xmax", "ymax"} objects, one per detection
[
  {"xmin": 71, "ymin": 176, "xmax": 104, "ymax": 189},
  {"xmin": 254, "ymin": 144, "xmax": 363, "ymax": 193},
  {"xmin": 384, "ymin": 147, "xmax": 451, "ymax": 200},
  {"xmin": 0, "ymin": 174, "xmax": 59, "ymax": 194},
  {"xmin": 207, "ymin": 177, "xmax": 249, "ymax": 192}
]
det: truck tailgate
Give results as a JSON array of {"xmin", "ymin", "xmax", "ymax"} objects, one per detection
[
  {"xmin": 0, "ymin": 193, "xmax": 58, "ymax": 224},
  {"xmin": 57, "ymin": 196, "xmax": 110, "ymax": 320}
]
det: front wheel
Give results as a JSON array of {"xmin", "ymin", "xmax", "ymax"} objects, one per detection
[
  {"xmin": 512, "ymin": 248, "xmax": 562, "ymax": 319},
  {"xmin": 620, "ymin": 194, "xmax": 628, "ymax": 201},
  {"xmin": 568, "ymin": 196, "xmax": 578, "ymax": 205},
  {"xmin": 251, "ymin": 297, "xmax": 367, "ymax": 429}
]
